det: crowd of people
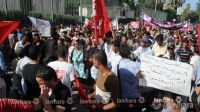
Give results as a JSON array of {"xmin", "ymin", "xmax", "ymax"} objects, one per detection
[{"xmin": 0, "ymin": 23, "xmax": 200, "ymax": 112}]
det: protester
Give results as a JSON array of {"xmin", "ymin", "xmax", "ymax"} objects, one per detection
[
  {"xmin": 110, "ymin": 40, "xmax": 122, "ymax": 75},
  {"xmin": 163, "ymin": 43, "xmax": 176, "ymax": 60},
  {"xmin": 132, "ymin": 38, "xmax": 153, "ymax": 61},
  {"xmin": 0, "ymin": 14, "xmax": 200, "ymax": 112},
  {"xmin": 71, "ymin": 39, "xmax": 88, "ymax": 83},
  {"xmin": 10, "ymin": 48, "xmax": 24, "ymax": 99},
  {"xmin": 22, "ymin": 46, "xmax": 42, "ymax": 100},
  {"xmin": 14, "ymin": 34, "xmax": 30, "ymax": 51},
  {"xmin": 48, "ymin": 45, "xmax": 78, "ymax": 93},
  {"xmin": 88, "ymin": 50, "xmax": 120, "ymax": 112},
  {"xmin": 118, "ymin": 44, "xmax": 143, "ymax": 111},
  {"xmin": 36, "ymin": 66, "xmax": 72, "ymax": 112},
  {"xmin": 152, "ymin": 34, "xmax": 167, "ymax": 57},
  {"xmin": 177, "ymin": 39, "xmax": 193, "ymax": 63}
]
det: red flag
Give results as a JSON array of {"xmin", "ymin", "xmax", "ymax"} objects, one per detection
[
  {"xmin": 0, "ymin": 21, "xmax": 20, "ymax": 44},
  {"xmin": 87, "ymin": 16, "xmax": 94, "ymax": 30},
  {"xmin": 198, "ymin": 24, "xmax": 200, "ymax": 52},
  {"xmin": 74, "ymin": 75, "xmax": 88, "ymax": 100},
  {"xmin": 92, "ymin": 0, "xmax": 111, "ymax": 44}
]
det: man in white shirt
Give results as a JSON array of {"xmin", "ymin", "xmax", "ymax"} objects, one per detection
[
  {"xmin": 110, "ymin": 40, "xmax": 122, "ymax": 75},
  {"xmin": 103, "ymin": 33, "xmax": 113, "ymax": 68},
  {"xmin": 15, "ymin": 45, "xmax": 31, "ymax": 76},
  {"xmin": 15, "ymin": 45, "xmax": 31, "ymax": 96},
  {"xmin": 14, "ymin": 34, "xmax": 30, "ymax": 51},
  {"xmin": 133, "ymin": 38, "xmax": 153, "ymax": 62},
  {"xmin": 48, "ymin": 45, "xmax": 78, "ymax": 92}
]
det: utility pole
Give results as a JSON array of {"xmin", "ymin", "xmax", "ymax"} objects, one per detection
[
  {"xmin": 5, "ymin": 0, "xmax": 7, "ymax": 16},
  {"xmin": 80, "ymin": 0, "xmax": 83, "ymax": 23},
  {"xmin": 155, "ymin": 0, "xmax": 158, "ymax": 11},
  {"xmin": 51, "ymin": 0, "xmax": 54, "ymax": 22}
]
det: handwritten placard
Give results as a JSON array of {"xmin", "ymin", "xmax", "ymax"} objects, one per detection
[{"xmin": 139, "ymin": 55, "xmax": 193, "ymax": 96}]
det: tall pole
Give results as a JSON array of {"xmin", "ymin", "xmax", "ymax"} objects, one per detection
[
  {"xmin": 80, "ymin": 0, "xmax": 83, "ymax": 23},
  {"xmin": 51, "ymin": 0, "xmax": 54, "ymax": 22},
  {"xmin": 5, "ymin": 0, "xmax": 7, "ymax": 16},
  {"xmin": 155, "ymin": 0, "xmax": 158, "ymax": 11}
]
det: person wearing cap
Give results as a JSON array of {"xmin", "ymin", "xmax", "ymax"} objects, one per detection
[
  {"xmin": 132, "ymin": 38, "xmax": 153, "ymax": 62},
  {"xmin": 152, "ymin": 34, "xmax": 167, "ymax": 57},
  {"xmin": 163, "ymin": 43, "xmax": 175, "ymax": 60}
]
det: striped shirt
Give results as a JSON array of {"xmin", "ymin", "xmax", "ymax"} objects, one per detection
[{"xmin": 177, "ymin": 48, "xmax": 193, "ymax": 63}]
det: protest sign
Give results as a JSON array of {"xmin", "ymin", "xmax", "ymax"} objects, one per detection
[
  {"xmin": 139, "ymin": 55, "xmax": 193, "ymax": 96},
  {"xmin": 28, "ymin": 17, "xmax": 51, "ymax": 37}
]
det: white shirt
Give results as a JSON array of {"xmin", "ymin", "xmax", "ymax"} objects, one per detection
[
  {"xmin": 68, "ymin": 46, "xmax": 75, "ymax": 63},
  {"xmin": 110, "ymin": 52, "xmax": 122, "ymax": 75},
  {"xmin": 190, "ymin": 55, "xmax": 200, "ymax": 82},
  {"xmin": 196, "ymin": 62, "xmax": 200, "ymax": 83},
  {"xmin": 15, "ymin": 56, "xmax": 31, "ymax": 76},
  {"xmin": 104, "ymin": 43, "xmax": 112, "ymax": 67},
  {"xmin": 133, "ymin": 46, "xmax": 153, "ymax": 61},
  {"xmin": 48, "ymin": 61, "xmax": 78, "ymax": 92},
  {"xmin": 14, "ymin": 41, "xmax": 30, "ymax": 51},
  {"xmin": 190, "ymin": 55, "xmax": 200, "ymax": 67},
  {"xmin": 90, "ymin": 66, "xmax": 98, "ymax": 80}
]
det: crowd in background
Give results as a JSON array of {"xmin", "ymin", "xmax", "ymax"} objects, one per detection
[{"xmin": 0, "ymin": 23, "xmax": 200, "ymax": 112}]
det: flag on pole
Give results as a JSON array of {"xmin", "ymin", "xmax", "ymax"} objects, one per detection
[
  {"xmin": 28, "ymin": 17, "xmax": 51, "ymax": 37},
  {"xmin": 0, "ymin": 21, "xmax": 20, "ymax": 44},
  {"xmin": 92, "ymin": 0, "xmax": 111, "ymax": 44}
]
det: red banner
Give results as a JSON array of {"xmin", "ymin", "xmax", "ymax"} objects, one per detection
[
  {"xmin": 0, "ymin": 21, "xmax": 20, "ymax": 44},
  {"xmin": 92, "ymin": 0, "xmax": 111, "ymax": 44},
  {"xmin": 198, "ymin": 24, "xmax": 200, "ymax": 52}
]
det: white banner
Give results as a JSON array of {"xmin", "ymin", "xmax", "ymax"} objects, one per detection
[
  {"xmin": 28, "ymin": 16, "xmax": 51, "ymax": 37},
  {"xmin": 139, "ymin": 55, "xmax": 193, "ymax": 96}
]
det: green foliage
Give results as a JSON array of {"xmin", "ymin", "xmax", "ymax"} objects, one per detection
[{"xmin": 164, "ymin": 8, "xmax": 176, "ymax": 14}]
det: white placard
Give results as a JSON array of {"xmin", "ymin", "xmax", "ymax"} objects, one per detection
[{"xmin": 139, "ymin": 55, "xmax": 193, "ymax": 96}]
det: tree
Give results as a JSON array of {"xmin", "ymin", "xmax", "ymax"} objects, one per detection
[
  {"xmin": 181, "ymin": 3, "xmax": 191, "ymax": 21},
  {"xmin": 196, "ymin": 0, "xmax": 200, "ymax": 22}
]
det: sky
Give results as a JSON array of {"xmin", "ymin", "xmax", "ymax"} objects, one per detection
[{"xmin": 182, "ymin": 0, "xmax": 198, "ymax": 10}]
